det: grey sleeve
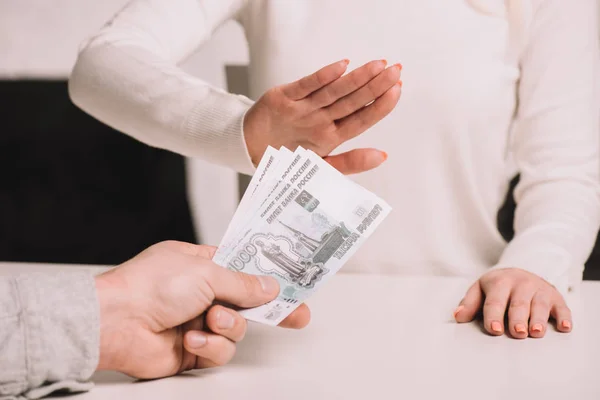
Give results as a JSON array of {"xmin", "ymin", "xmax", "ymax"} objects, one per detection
[{"xmin": 0, "ymin": 271, "xmax": 100, "ymax": 399}]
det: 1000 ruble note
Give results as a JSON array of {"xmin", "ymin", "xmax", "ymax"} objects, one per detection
[{"xmin": 215, "ymin": 150, "xmax": 391, "ymax": 325}]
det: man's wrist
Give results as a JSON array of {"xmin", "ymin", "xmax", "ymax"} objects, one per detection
[{"xmin": 95, "ymin": 272, "xmax": 131, "ymax": 372}]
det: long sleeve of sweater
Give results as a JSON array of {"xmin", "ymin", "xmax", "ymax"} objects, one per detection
[
  {"xmin": 492, "ymin": 0, "xmax": 600, "ymax": 293},
  {"xmin": 69, "ymin": 0, "xmax": 255, "ymax": 175}
]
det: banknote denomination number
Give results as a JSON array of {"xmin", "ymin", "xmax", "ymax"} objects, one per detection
[{"xmin": 228, "ymin": 243, "xmax": 258, "ymax": 271}]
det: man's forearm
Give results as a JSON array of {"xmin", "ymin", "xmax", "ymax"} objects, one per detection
[{"xmin": 0, "ymin": 272, "xmax": 99, "ymax": 399}]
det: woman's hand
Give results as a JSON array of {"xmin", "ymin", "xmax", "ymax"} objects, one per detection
[
  {"xmin": 453, "ymin": 268, "xmax": 572, "ymax": 338},
  {"xmin": 95, "ymin": 241, "xmax": 310, "ymax": 378},
  {"xmin": 243, "ymin": 59, "xmax": 402, "ymax": 174}
]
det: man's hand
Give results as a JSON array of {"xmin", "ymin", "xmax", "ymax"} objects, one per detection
[
  {"xmin": 453, "ymin": 268, "xmax": 572, "ymax": 339},
  {"xmin": 95, "ymin": 241, "xmax": 310, "ymax": 378},
  {"xmin": 244, "ymin": 59, "xmax": 402, "ymax": 174}
]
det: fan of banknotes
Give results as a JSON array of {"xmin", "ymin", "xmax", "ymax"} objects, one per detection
[{"xmin": 214, "ymin": 146, "xmax": 391, "ymax": 326}]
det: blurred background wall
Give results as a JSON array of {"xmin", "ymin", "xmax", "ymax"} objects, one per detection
[
  {"xmin": 0, "ymin": 0, "xmax": 247, "ymax": 262},
  {"xmin": 1, "ymin": 0, "xmax": 599, "ymax": 278}
]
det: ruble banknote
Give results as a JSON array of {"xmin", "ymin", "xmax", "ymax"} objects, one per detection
[{"xmin": 215, "ymin": 147, "xmax": 391, "ymax": 325}]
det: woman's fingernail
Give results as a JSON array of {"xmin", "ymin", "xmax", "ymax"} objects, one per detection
[
  {"xmin": 381, "ymin": 151, "xmax": 388, "ymax": 162},
  {"xmin": 453, "ymin": 305, "xmax": 464, "ymax": 319},
  {"xmin": 341, "ymin": 59, "xmax": 350, "ymax": 66},
  {"xmin": 562, "ymin": 320, "xmax": 572, "ymax": 330},
  {"xmin": 532, "ymin": 323, "xmax": 543, "ymax": 333},
  {"xmin": 217, "ymin": 310, "xmax": 235, "ymax": 330},
  {"xmin": 394, "ymin": 63, "xmax": 403, "ymax": 70},
  {"xmin": 398, "ymin": 79, "xmax": 403, "ymax": 86},
  {"xmin": 491, "ymin": 321, "xmax": 502, "ymax": 333},
  {"xmin": 515, "ymin": 324, "xmax": 527, "ymax": 334},
  {"xmin": 188, "ymin": 332, "xmax": 207, "ymax": 349},
  {"xmin": 259, "ymin": 276, "xmax": 279, "ymax": 294},
  {"xmin": 380, "ymin": 59, "xmax": 388, "ymax": 66}
]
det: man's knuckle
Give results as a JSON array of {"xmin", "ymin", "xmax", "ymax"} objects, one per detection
[
  {"xmin": 265, "ymin": 87, "xmax": 280, "ymax": 99},
  {"xmin": 153, "ymin": 240, "xmax": 180, "ymax": 251},
  {"xmin": 215, "ymin": 342, "xmax": 236, "ymax": 365},
  {"xmin": 236, "ymin": 273, "xmax": 260, "ymax": 298},
  {"xmin": 238, "ymin": 319, "xmax": 248, "ymax": 341}
]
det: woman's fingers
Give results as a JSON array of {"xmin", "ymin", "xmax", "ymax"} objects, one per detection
[
  {"xmin": 205, "ymin": 305, "xmax": 248, "ymax": 342},
  {"xmin": 324, "ymin": 148, "xmax": 387, "ymax": 175},
  {"xmin": 278, "ymin": 303, "xmax": 311, "ymax": 329},
  {"xmin": 335, "ymin": 82, "xmax": 402, "ymax": 141},
  {"xmin": 184, "ymin": 330, "xmax": 237, "ymax": 367},
  {"xmin": 528, "ymin": 291, "xmax": 551, "ymax": 338},
  {"xmin": 281, "ymin": 59, "xmax": 349, "ymax": 100},
  {"xmin": 327, "ymin": 64, "xmax": 402, "ymax": 120},
  {"xmin": 307, "ymin": 60, "xmax": 388, "ymax": 109},
  {"xmin": 482, "ymin": 282, "xmax": 511, "ymax": 336},
  {"xmin": 507, "ymin": 288, "xmax": 534, "ymax": 339},
  {"xmin": 550, "ymin": 295, "xmax": 573, "ymax": 333},
  {"xmin": 454, "ymin": 280, "xmax": 483, "ymax": 323}
]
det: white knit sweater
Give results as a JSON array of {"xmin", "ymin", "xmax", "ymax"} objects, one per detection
[{"xmin": 69, "ymin": 0, "xmax": 600, "ymax": 293}]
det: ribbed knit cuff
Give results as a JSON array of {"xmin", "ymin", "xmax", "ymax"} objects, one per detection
[{"xmin": 185, "ymin": 88, "xmax": 256, "ymax": 176}]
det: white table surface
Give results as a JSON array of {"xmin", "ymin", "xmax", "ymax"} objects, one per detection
[{"xmin": 2, "ymin": 262, "xmax": 600, "ymax": 400}]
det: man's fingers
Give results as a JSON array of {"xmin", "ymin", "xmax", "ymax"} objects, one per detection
[
  {"xmin": 179, "ymin": 317, "xmax": 206, "ymax": 372},
  {"xmin": 335, "ymin": 83, "xmax": 401, "ymax": 141},
  {"xmin": 324, "ymin": 148, "xmax": 387, "ymax": 175},
  {"xmin": 482, "ymin": 282, "xmax": 511, "ymax": 336},
  {"xmin": 327, "ymin": 64, "xmax": 401, "ymax": 120},
  {"xmin": 507, "ymin": 288, "xmax": 534, "ymax": 339},
  {"xmin": 454, "ymin": 280, "xmax": 483, "ymax": 323},
  {"xmin": 205, "ymin": 305, "xmax": 248, "ymax": 342},
  {"xmin": 278, "ymin": 303, "xmax": 311, "ymax": 329},
  {"xmin": 529, "ymin": 291, "xmax": 551, "ymax": 338},
  {"xmin": 203, "ymin": 266, "xmax": 280, "ymax": 309},
  {"xmin": 154, "ymin": 240, "xmax": 218, "ymax": 259},
  {"xmin": 307, "ymin": 60, "xmax": 388, "ymax": 109},
  {"xmin": 281, "ymin": 59, "xmax": 349, "ymax": 100},
  {"xmin": 183, "ymin": 331, "xmax": 236, "ymax": 367},
  {"xmin": 550, "ymin": 295, "xmax": 573, "ymax": 334}
]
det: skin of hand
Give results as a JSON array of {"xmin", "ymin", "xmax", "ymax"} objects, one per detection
[
  {"xmin": 94, "ymin": 241, "xmax": 310, "ymax": 378},
  {"xmin": 243, "ymin": 59, "xmax": 402, "ymax": 174},
  {"xmin": 453, "ymin": 268, "xmax": 572, "ymax": 339}
]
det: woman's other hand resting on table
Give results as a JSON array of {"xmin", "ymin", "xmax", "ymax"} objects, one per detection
[{"xmin": 454, "ymin": 268, "xmax": 572, "ymax": 339}]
